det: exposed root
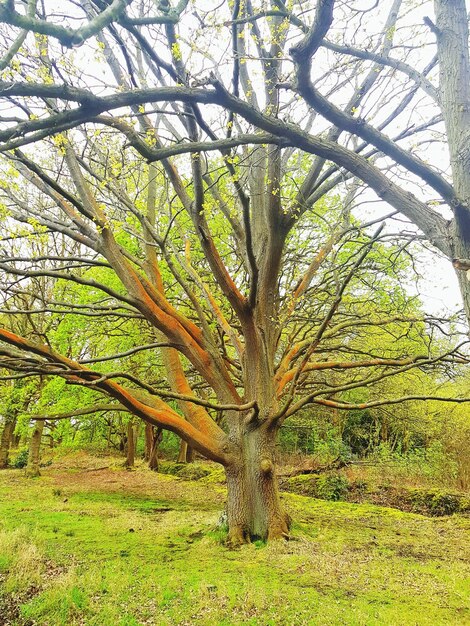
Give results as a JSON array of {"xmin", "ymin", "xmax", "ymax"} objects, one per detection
[
  {"xmin": 226, "ymin": 525, "xmax": 251, "ymax": 548},
  {"xmin": 267, "ymin": 511, "xmax": 291, "ymax": 542}
]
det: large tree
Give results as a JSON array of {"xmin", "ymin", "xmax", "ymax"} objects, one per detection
[{"xmin": 0, "ymin": 0, "xmax": 469, "ymax": 543}]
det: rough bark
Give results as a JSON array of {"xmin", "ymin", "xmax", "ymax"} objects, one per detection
[
  {"xmin": 225, "ymin": 425, "xmax": 290, "ymax": 545},
  {"xmin": 0, "ymin": 414, "xmax": 17, "ymax": 469},
  {"xmin": 25, "ymin": 419, "xmax": 44, "ymax": 477},
  {"xmin": 434, "ymin": 0, "xmax": 470, "ymax": 322}
]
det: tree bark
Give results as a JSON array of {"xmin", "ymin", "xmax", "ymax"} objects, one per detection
[
  {"xmin": 146, "ymin": 424, "xmax": 162, "ymax": 471},
  {"xmin": 25, "ymin": 419, "xmax": 44, "ymax": 478},
  {"xmin": 144, "ymin": 422, "xmax": 153, "ymax": 461},
  {"xmin": 224, "ymin": 424, "xmax": 290, "ymax": 545},
  {"xmin": 0, "ymin": 414, "xmax": 17, "ymax": 469},
  {"xmin": 177, "ymin": 439, "xmax": 187, "ymax": 462},
  {"xmin": 434, "ymin": 0, "xmax": 470, "ymax": 323},
  {"xmin": 177, "ymin": 439, "xmax": 195, "ymax": 463},
  {"xmin": 125, "ymin": 419, "xmax": 135, "ymax": 468}
]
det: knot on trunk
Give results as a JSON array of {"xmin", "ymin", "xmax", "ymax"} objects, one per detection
[{"xmin": 260, "ymin": 458, "xmax": 273, "ymax": 474}]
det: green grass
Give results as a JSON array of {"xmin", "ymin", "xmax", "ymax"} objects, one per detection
[{"xmin": 0, "ymin": 463, "xmax": 469, "ymax": 625}]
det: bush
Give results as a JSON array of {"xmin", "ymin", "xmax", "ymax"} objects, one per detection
[
  {"xmin": 11, "ymin": 448, "xmax": 29, "ymax": 469},
  {"xmin": 316, "ymin": 474, "xmax": 349, "ymax": 501},
  {"xmin": 176, "ymin": 463, "xmax": 211, "ymax": 480},
  {"xmin": 158, "ymin": 461, "xmax": 211, "ymax": 480},
  {"xmin": 407, "ymin": 489, "xmax": 462, "ymax": 516},
  {"xmin": 283, "ymin": 474, "xmax": 318, "ymax": 497},
  {"xmin": 283, "ymin": 472, "xmax": 350, "ymax": 501}
]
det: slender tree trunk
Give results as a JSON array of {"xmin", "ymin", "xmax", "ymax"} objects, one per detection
[
  {"xmin": 148, "ymin": 427, "xmax": 163, "ymax": 471},
  {"xmin": 177, "ymin": 440, "xmax": 187, "ymax": 463},
  {"xmin": 177, "ymin": 439, "xmax": 195, "ymax": 463},
  {"xmin": 134, "ymin": 422, "xmax": 140, "ymax": 454},
  {"xmin": 0, "ymin": 414, "xmax": 17, "ymax": 469},
  {"xmin": 25, "ymin": 419, "xmax": 44, "ymax": 478},
  {"xmin": 224, "ymin": 424, "xmax": 290, "ymax": 545},
  {"xmin": 145, "ymin": 423, "xmax": 162, "ymax": 470},
  {"xmin": 144, "ymin": 422, "xmax": 153, "ymax": 461},
  {"xmin": 125, "ymin": 420, "xmax": 135, "ymax": 468}
]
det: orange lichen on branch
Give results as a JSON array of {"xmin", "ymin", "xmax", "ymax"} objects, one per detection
[
  {"xmin": 282, "ymin": 231, "xmax": 339, "ymax": 323},
  {"xmin": 161, "ymin": 346, "xmax": 227, "ymax": 440},
  {"xmin": 184, "ymin": 239, "xmax": 244, "ymax": 359},
  {"xmin": 101, "ymin": 381, "xmax": 229, "ymax": 464},
  {"xmin": 0, "ymin": 327, "xmax": 229, "ymax": 464},
  {"xmin": 274, "ymin": 341, "xmax": 305, "ymax": 389},
  {"xmin": 276, "ymin": 356, "xmax": 429, "ymax": 395}
]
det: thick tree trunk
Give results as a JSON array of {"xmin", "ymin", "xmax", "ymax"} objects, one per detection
[
  {"xmin": 0, "ymin": 415, "xmax": 17, "ymax": 469},
  {"xmin": 224, "ymin": 426, "xmax": 290, "ymax": 545},
  {"xmin": 25, "ymin": 419, "xmax": 44, "ymax": 478},
  {"xmin": 454, "ymin": 241, "xmax": 470, "ymax": 324},
  {"xmin": 434, "ymin": 1, "xmax": 470, "ymax": 325}
]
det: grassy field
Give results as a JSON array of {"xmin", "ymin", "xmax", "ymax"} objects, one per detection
[{"xmin": 0, "ymin": 455, "xmax": 469, "ymax": 626}]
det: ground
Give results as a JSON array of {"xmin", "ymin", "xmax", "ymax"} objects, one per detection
[{"xmin": 0, "ymin": 453, "xmax": 469, "ymax": 625}]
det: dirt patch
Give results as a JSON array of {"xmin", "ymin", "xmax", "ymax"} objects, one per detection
[
  {"xmin": 46, "ymin": 464, "xmax": 225, "ymax": 509},
  {"xmin": 0, "ymin": 574, "xmax": 38, "ymax": 626},
  {"xmin": 0, "ymin": 558, "xmax": 69, "ymax": 626}
]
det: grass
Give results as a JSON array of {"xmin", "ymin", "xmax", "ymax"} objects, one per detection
[{"xmin": 0, "ymin": 457, "xmax": 469, "ymax": 625}]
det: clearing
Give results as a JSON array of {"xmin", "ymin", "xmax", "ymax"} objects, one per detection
[{"xmin": 0, "ymin": 454, "xmax": 469, "ymax": 626}]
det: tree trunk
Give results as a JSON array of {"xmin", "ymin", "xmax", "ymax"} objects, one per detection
[
  {"xmin": 145, "ymin": 424, "xmax": 162, "ymax": 471},
  {"xmin": 177, "ymin": 439, "xmax": 195, "ymax": 463},
  {"xmin": 144, "ymin": 422, "xmax": 153, "ymax": 461},
  {"xmin": 454, "ymin": 251, "xmax": 470, "ymax": 324},
  {"xmin": 148, "ymin": 427, "xmax": 162, "ymax": 471},
  {"xmin": 125, "ymin": 419, "xmax": 135, "ymax": 468},
  {"xmin": 434, "ymin": 0, "xmax": 470, "ymax": 324},
  {"xmin": 25, "ymin": 419, "xmax": 44, "ymax": 478},
  {"xmin": 134, "ymin": 421, "xmax": 140, "ymax": 454},
  {"xmin": 0, "ymin": 415, "xmax": 17, "ymax": 469},
  {"xmin": 224, "ymin": 425, "xmax": 290, "ymax": 545}
]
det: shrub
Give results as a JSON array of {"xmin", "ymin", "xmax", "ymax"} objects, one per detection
[
  {"xmin": 407, "ymin": 489, "xmax": 463, "ymax": 516},
  {"xmin": 283, "ymin": 472, "xmax": 350, "ymax": 501},
  {"xmin": 283, "ymin": 474, "xmax": 318, "ymax": 497},
  {"xmin": 316, "ymin": 474, "xmax": 349, "ymax": 501},
  {"xmin": 11, "ymin": 448, "xmax": 29, "ymax": 469},
  {"xmin": 158, "ymin": 461, "xmax": 211, "ymax": 480}
]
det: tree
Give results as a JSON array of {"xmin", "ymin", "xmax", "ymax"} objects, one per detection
[{"xmin": 0, "ymin": 0, "xmax": 469, "ymax": 543}]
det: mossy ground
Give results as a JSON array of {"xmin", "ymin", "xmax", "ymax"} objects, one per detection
[{"xmin": 0, "ymin": 456, "xmax": 469, "ymax": 625}]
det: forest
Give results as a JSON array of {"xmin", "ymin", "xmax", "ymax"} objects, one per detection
[{"xmin": 0, "ymin": 0, "xmax": 469, "ymax": 624}]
